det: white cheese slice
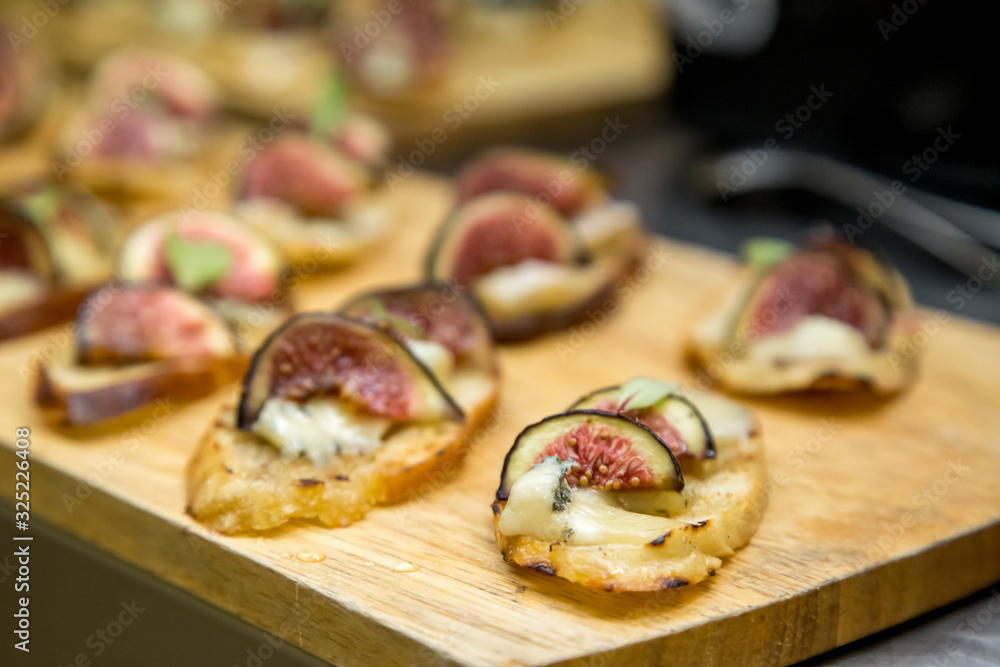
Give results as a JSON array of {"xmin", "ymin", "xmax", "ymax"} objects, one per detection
[
  {"xmin": 746, "ymin": 315, "xmax": 872, "ymax": 363},
  {"xmin": 0, "ymin": 271, "xmax": 46, "ymax": 313},
  {"xmin": 573, "ymin": 200, "xmax": 640, "ymax": 251},
  {"xmin": 499, "ymin": 458, "xmax": 679, "ymax": 546},
  {"xmin": 472, "ymin": 259, "xmax": 611, "ymax": 319},
  {"xmin": 253, "ymin": 397, "xmax": 392, "ymax": 464}
]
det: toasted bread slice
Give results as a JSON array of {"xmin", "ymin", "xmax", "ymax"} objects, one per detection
[
  {"xmin": 36, "ymin": 342, "xmax": 246, "ymax": 427},
  {"xmin": 186, "ymin": 367, "xmax": 498, "ymax": 534},
  {"xmin": 0, "ymin": 283, "xmax": 91, "ymax": 342},
  {"xmin": 686, "ymin": 267, "xmax": 920, "ymax": 394},
  {"xmin": 492, "ymin": 392, "xmax": 767, "ymax": 592},
  {"xmin": 233, "ymin": 196, "xmax": 388, "ymax": 268}
]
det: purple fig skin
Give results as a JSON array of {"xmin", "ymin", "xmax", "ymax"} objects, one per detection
[
  {"xmin": 336, "ymin": 280, "xmax": 497, "ymax": 370},
  {"xmin": 236, "ymin": 312, "xmax": 463, "ymax": 431},
  {"xmin": 495, "ymin": 409, "xmax": 683, "ymax": 502},
  {"xmin": 566, "ymin": 385, "xmax": 717, "ymax": 460}
]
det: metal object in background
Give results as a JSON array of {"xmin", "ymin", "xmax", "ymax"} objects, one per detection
[{"xmin": 691, "ymin": 148, "xmax": 1000, "ymax": 297}]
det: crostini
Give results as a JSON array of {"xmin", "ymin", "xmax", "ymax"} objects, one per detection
[
  {"xmin": 426, "ymin": 188, "xmax": 637, "ymax": 342},
  {"xmin": 36, "ymin": 283, "xmax": 245, "ymax": 426},
  {"xmin": 187, "ymin": 286, "xmax": 499, "ymax": 533},
  {"xmin": 117, "ymin": 211, "xmax": 291, "ymax": 348},
  {"xmin": 687, "ymin": 235, "xmax": 921, "ymax": 394},
  {"xmin": 0, "ymin": 183, "xmax": 115, "ymax": 340},
  {"xmin": 456, "ymin": 147, "xmax": 644, "ymax": 261},
  {"xmin": 233, "ymin": 131, "xmax": 388, "ymax": 268},
  {"xmin": 492, "ymin": 378, "xmax": 766, "ymax": 592},
  {"xmin": 56, "ymin": 47, "xmax": 221, "ymax": 201}
]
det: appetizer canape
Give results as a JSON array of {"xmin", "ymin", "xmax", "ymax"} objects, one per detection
[
  {"xmin": 57, "ymin": 47, "xmax": 220, "ymax": 201},
  {"xmin": 36, "ymin": 284, "xmax": 245, "ymax": 427},
  {"xmin": 456, "ymin": 147, "xmax": 644, "ymax": 260},
  {"xmin": 0, "ymin": 184, "xmax": 115, "ymax": 340},
  {"xmin": 48, "ymin": 0, "xmax": 334, "ymax": 118},
  {"xmin": 426, "ymin": 190, "xmax": 634, "ymax": 342},
  {"xmin": 687, "ymin": 235, "xmax": 921, "ymax": 394},
  {"xmin": 117, "ymin": 211, "xmax": 290, "ymax": 347},
  {"xmin": 492, "ymin": 378, "xmax": 767, "ymax": 592},
  {"xmin": 186, "ymin": 287, "xmax": 499, "ymax": 533},
  {"xmin": 332, "ymin": 0, "xmax": 455, "ymax": 98},
  {"xmin": 0, "ymin": 26, "xmax": 56, "ymax": 144},
  {"xmin": 234, "ymin": 131, "xmax": 388, "ymax": 268},
  {"xmin": 185, "ymin": 0, "xmax": 338, "ymax": 117}
]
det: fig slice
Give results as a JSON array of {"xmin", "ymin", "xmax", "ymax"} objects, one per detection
[
  {"xmin": 0, "ymin": 205, "xmax": 54, "ymax": 279},
  {"xmin": 456, "ymin": 148, "xmax": 603, "ymax": 217},
  {"xmin": 496, "ymin": 410, "xmax": 683, "ymax": 501},
  {"xmin": 337, "ymin": 281, "xmax": 494, "ymax": 371},
  {"xmin": 79, "ymin": 48, "xmax": 218, "ymax": 161},
  {"xmin": 241, "ymin": 133, "xmax": 369, "ymax": 219},
  {"xmin": 734, "ymin": 239, "xmax": 892, "ymax": 349},
  {"xmin": 426, "ymin": 192, "xmax": 585, "ymax": 287},
  {"xmin": 118, "ymin": 211, "xmax": 285, "ymax": 304},
  {"xmin": 567, "ymin": 384, "xmax": 716, "ymax": 460},
  {"xmin": 76, "ymin": 284, "xmax": 235, "ymax": 366},
  {"xmin": 237, "ymin": 313, "xmax": 463, "ymax": 430}
]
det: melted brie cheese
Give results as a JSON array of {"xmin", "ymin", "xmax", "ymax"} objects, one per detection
[
  {"xmin": 747, "ymin": 315, "xmax": 871, "ymax": 363},
  {"xmin": 0, "ymin": 271, "xmax": 45, "ymax": 313},
  {"xmin": 404, "ymin": 339, "xmax": 454, "ymax": 381},
  {"xmin": 473, "ymin": 260, "xmax": 611, "ymax": 319},
  {"xmin": 253, "ymin": 397, "xmax": 392, "ymax": 463},
  {"xmin": 573, "ymin": 200, "xmax": 640, "ymax": 251},
  {"xmin": 499, "ymin": 458, "xmax": 679, "ymax": 546}
]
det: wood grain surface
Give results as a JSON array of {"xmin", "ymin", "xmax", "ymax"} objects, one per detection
[{"xmin": 2, "ymin": 174, "xmax": 1000, "ymax": 667}]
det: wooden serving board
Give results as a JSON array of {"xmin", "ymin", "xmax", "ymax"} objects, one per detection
[
  {"xmin": 3, "ymin": 174, "xmax": 1000, "ymax": 667},
  {"xmin": 37, "ymin": 0, "xmax": 669, "ymax": 139},
  {"xmin": 355, "ymin": 0, "xmax": 672, "ymax": 141}
]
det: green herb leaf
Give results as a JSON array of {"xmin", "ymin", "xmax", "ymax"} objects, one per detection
[
  {"xmin": 310, "ymin": 71, "xmax": 349, "ymax": 137},
  {"xmin": 363, "ymin": 298, "xmax": 425, "ymax": 338},
  {"xmin": 165, "ymin": 233, "xmax": 233, "ymax": 292},
  {"xmin": 618, "ymin": 377, "xmax": 680, "ymax": 412},
  {"xmin": 741, "ymin": 237, "xmax": 794, "ymax": 270},
  {"xmin": 22, "ymin": 187, "xmax": 60, "ymax": 225}
]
